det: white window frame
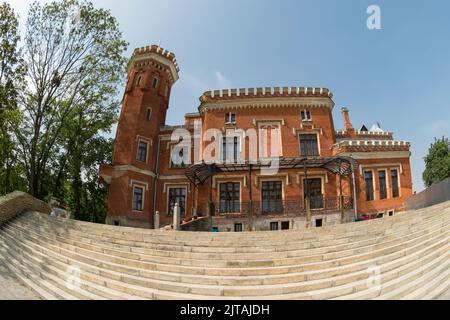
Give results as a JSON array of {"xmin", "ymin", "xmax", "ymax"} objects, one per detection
[
  {"xmin": 364, "ymin": 169, "xmax": 376, "ymax": 201},
  {"xmin": 301, "ymin": 109, "xmax": 312, "ymax": 122},
  {"xmin": 136, "ymin": 138, "xmax": 149, "ymax": 163},
  {"xmin": 220, "ymin": 134, "xmax": 242, "ymax": 163}
]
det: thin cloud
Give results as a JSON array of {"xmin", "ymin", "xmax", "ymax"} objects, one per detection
[{"xmin": 214, "ymin": 70, "xmax": 232, "ymax": 89}]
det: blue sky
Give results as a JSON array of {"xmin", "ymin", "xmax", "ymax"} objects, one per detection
[{"xmin": 8, "ymin": 0, "xmax": 450, "ymax": 192}]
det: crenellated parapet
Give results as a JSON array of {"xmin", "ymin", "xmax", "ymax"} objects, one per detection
[
  {"xmin": 332, "ymin": 139, "xmax": 410, "ymax": 153},
  {"xmin": 200, "ymin": 87, "xmax": 332, "ymax": 103},
  {"xmin": 129, "ymin": 45, "xmax": 180, "ymax": 82},
  {"xmin": 198, "ymin": 87, "xmax": 334, "ymax": 113},
  {"xmin": 336, "ymin": 130, "xmax": 394, "ymax": 140}
]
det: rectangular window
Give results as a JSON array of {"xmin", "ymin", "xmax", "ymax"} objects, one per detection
[
  {"xmin": 261, "ymin": 181, "xmax": 283, "ymax": 214},
  {"xmin": 137, "ymin": 141, "xmax": 148, "ymax": 162},
  {"xmin": 170, "ymin": 146, "xmax": 188, "ymax": 168},
  {"xmin": 219, "ymin": 182, "xmax": 240, "ymax": 213},
  {"xmin": 379, "ymin": 170, "xmax": 387, "ymax": 200},
  {"xmin": 221, "ymin": 136, "xmax": 240, "ymax": 162},
  {"xmin": 299, "ymin": 134, "xmax": 319, "ymax": 157},
  {"xmin": 303, "ymin": 178, "xmax": 323, "ymax": 209},
  {"xmin": 365, "ymin": 171, "xmax": 374, "ymax": 201},
  {"xmin": 391, "ymin": 169, "xmax": 399, "ymax": 198},
  {"xmin": 270, "ymin": 222, "xmax": 279, "ymax": 231},
  {"xmin": 168, "ymin": 187, "xmax": 186, "ymax": 216},
  {"xmin": 301, "ymin": 110, "xmax": 312, "ymax": 121},
  {"xmin": 315, "ymin": 218, "xmax": 323, "ymax": 227},
  {"xmin": 281, "ymin": 221, "xmax": 289, "ymax": 230},
  {"xmin": 225, "ymin": 113, "xmax": 236, "ymax": 124},
  {"xmin": 146, "ymin": 108, "xmax": 152, "ymax": 121},
  {"xmin": 234, "ymin": 223, "xmax": 243, "ymax": 232},
  {"xmin": 132, "ymin": 186, "xmax": 144, "ymax": 211}
]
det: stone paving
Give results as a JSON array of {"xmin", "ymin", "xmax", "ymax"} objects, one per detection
[{"xmin": 0, "ymin": 263, "xmax": 40, "ymax": 300}]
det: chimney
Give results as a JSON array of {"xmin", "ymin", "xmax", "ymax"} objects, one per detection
[{"xmin": 341, "ymin": 107, "xmax": 355, "ymax": 135}]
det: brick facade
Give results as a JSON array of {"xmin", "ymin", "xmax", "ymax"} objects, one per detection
[{"xmin": 99, "ymin": 45, "xmax": 413, "ymax": 230}]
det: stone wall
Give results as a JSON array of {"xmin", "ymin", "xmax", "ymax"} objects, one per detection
[{"xmin": 0, "ymin": 191, "xmax": 51, "ymax": 226}]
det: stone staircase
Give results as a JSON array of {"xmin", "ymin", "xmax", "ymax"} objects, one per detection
[{"xmin": 0, "ymin": 201, "xmax": 448, "ymax": 300}]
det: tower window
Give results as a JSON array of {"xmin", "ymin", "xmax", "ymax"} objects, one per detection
[
  {"xmin": 365, "ymin": 171, "xmax": 374, "ymax": 201},
  {"xmin": 137, "ymin": 140, "xmax": 148, "ymax": 162},
  {"xmin": 146, "ymin": 108, "xmax": 152, "ymax": 121},
  {"xmin": 135, "ymin": 75, "xmax": 142, "ymax": 87},
  {"xmin": 132, "ymin": 186, "xmax": 144, "ymax": 211},
  {"xmin": 152, "ymin": 77, "xmax": 158, "ymax": 89},
  {"xmin": 301, "ymin": 110, "xmax": 312, "ymax": 121}
]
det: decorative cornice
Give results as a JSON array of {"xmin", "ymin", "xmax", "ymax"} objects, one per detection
[
  {"xmin": 129, "ymin": 45, "xmax": 179, "ymax": 82},
  {"xmin": 199, "ymin": 96, "xmax": 334, "ymax": 114}
]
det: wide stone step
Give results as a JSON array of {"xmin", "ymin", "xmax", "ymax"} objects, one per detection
[
  {"xmin": 0, "ymin": 220, "xmax": 447, "ymax": 298},
  {"xmin": 11, "ymin": 212, "xmax": 449, "ymax": 262},
  {"xmin": 4, "ymin": 217, "xmax": 448, "ymax": 279},
  {"xmin": 21, "ymin": 204, "xmax": 448, "ymax": 246}
]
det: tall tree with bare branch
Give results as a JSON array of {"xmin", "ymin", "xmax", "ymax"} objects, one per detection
[
  {"xmin": 13, "ymin": 0, "xmax": 127, "ymax": 198},
  {"xmin": 0, "ymin": 2, "xmax": 26, "ymax": 195}
]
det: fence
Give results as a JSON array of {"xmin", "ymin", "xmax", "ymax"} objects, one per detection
[{"xmin": 405, "ymin": 177, "xmax": 450, "ymax": 210}]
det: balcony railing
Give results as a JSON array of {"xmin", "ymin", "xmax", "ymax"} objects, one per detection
[{"xmin": 198, "ymin": 196, "xmax": 353, "ymax": 217}]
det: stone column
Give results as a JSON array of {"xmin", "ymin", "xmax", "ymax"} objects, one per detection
[
  {"xmin": 154, "ymin": 211, "xmax": 160, "ymax": 229},
  {"xmin": 173, "ymin": 203, "xmax": 181, "ymax": 231}
]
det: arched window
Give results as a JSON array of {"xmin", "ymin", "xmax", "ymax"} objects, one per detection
[
  {"xmin": 146, "ymin": 108, "xmax": 152, "ymax": 121},
  {"xmin": 152, "ymin": 76, "xmax": 158, "ymax": 89}
]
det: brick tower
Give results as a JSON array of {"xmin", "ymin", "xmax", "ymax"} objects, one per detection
[{"xmin": 99, "ymin": 45, "xmax": 179, "ymax": 228}]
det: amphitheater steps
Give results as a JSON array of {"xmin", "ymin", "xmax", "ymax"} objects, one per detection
[
  {"xmin": 0, "ymin": 201, "xmax": 448, "ymax": 300},
  {"xmin": 0, "ymin": 211, "xmax": 446, "ymax": 297},
  {"xmin": 4, "ymin": 214, "xmax": 448, "ymax": 282}
]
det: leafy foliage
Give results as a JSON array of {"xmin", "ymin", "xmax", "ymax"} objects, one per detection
[
  {"xmin": 0, "ymin": 0, "xmax": 128, "ymax": 223},
  {"xmin": 423, "ymin": 137, "xmax": 450, "ymax": 187}
]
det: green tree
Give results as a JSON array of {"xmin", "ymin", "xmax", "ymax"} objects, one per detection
[
  {"xmin": 0, "ymin": 2, "xmax": 27, "ymax": 195},
  {"xmin": 423, "ymin": 137, "xmax": 450, "ymax": 187},
  {"xmin": 12, "ymin": 0, "xmax": 127, "ymax": 198}
]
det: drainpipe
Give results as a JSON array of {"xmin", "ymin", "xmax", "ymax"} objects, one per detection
[
  {"xmin": 152, "ymin": 136, "xmax": 162, "ymax": 228},
  {"xmin": 352, "ymin": 170, "xmax": 358, "ymax": 220}
]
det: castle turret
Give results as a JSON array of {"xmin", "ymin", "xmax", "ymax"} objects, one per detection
[{"xmin": 99, "ymin": 45, "xmax": 179, "ymax": 228}]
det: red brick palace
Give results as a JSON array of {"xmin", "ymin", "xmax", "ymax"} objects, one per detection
[{"xmin": 99, "ymin": 45, "xmax": 413, "ymax": 231}]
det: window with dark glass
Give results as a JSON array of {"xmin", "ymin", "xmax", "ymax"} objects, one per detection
[
  {"xmin": 281, "ymin": 221, "xmax": 290, "ymax": 230},
  {"xmin": 270, "ymin": 222, "xmax": 279, "ymax": 231},
  {"xmin": 132, "ymin": 186, "xmax": 144, "ymax": 211},
  {"xmin": 391, "ymin": 169, "xmax": 399, "ymax": 198},
  {"xmin": 146, "ymin": 108, "xmax": 152, "ymax": 121},
  {"xmin": 301, "ymin": 110, "xmax": 312, "ymax": 121},
  {"xmin": 261, "ymin": 181, "xmax": 283, "ymax": 214},
  {"xmin": 303, "ymin": 178, "xmax": 323, "ymax": 209},
  {"xmin": 225, "ymin": 113, "xmax": 236, "ymax": 124},
  {"xmin": 135, "ymin": 74, "xmax": 142, "ymax": 87},
  {"xmin": 219, "ymin": 182, "xmax": 240, "ymax": 213},
  {"xmin": 221, "ymin": 136, "xmax": 239, "ymax": 162},
  {"xmin": 234, "ymin": 223, "xmax": 243, "ymax": 232},
  {"xmin": 170, "ymin": 146, "xmax": 188, "ymax": 168},
  {"xmin": 137, "ymin": 141, "xmax": 148, "ymax": 162},
  {"xmin": 152, "ymin": 77, "xmax": 158, "ymax": 89},
  {"xmin": 379, "ymin": 170, "xmax": 387, "ymax": 200},
  {"xmin": 299, "ymin": 134, "xmax": 319, "ymax": 157},
  {"xmin": 365, "ymin": 171, "xmax": 374, "ymax": 201},
  {"xmin": 168, "ymin": 188, "xmax": 186, "ymax": 216}
]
